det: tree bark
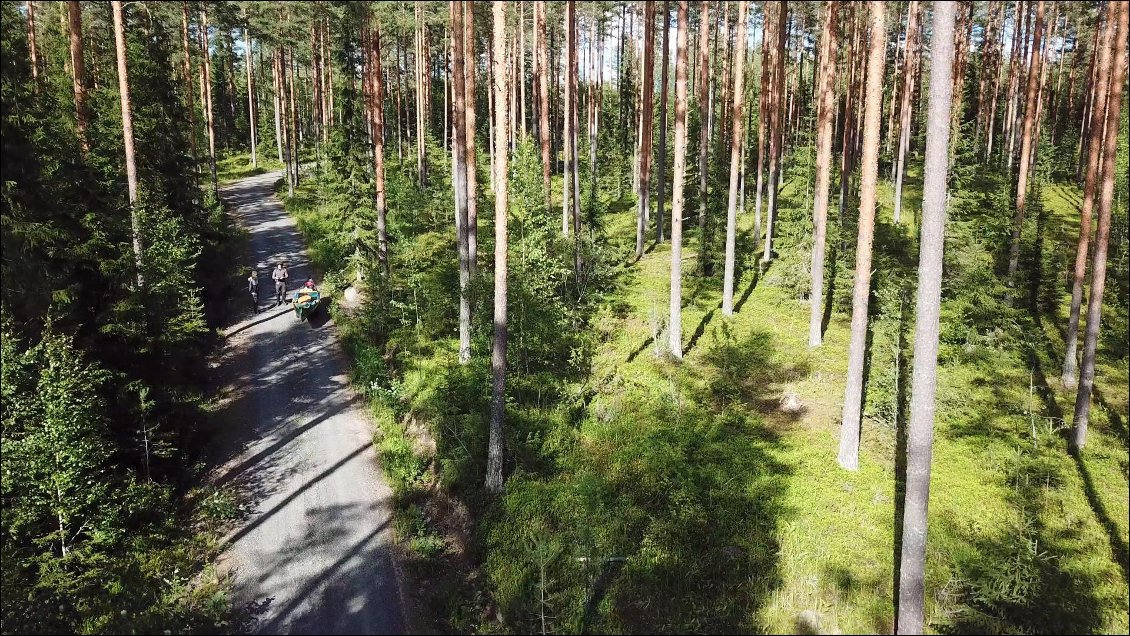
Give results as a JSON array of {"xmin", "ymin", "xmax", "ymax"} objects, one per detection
[
  {"xmin": 656, "ymin": 1, "xmax": 670, "ymax": 243},
  {"xmin": 669, "ymin": 0, "xmax": 690, "ymax": 357},
  {"xmin": 977, "ymin": 1, "xmax": 1002, "ymax": 147},
  {"xmin": 244, "ymin": 12, "xmax": 257, "ymax": 168},
  {"xmin": 721, "ymin": 0, "xmax": 750, "ymax": 316},
  {"xmin": 1007, "ymin": 1, "xmax": 1031, "ymax": 170},
  {"xmin": 893, "ymin": 1, "xmax": 919, "ymax": 224},
  {"xmin": 451, "ymin": 1, "xmax": 472, "ymax": 365},
  {"xmin": 563, "ymin": 0, "xmax": 575, "ymax": 236},
  {"xmin": 537, "ymin": 1, "xmax": 552, "ymax": 215},
  {"xmin": 463, "ymin": 1, "xmax": 479, "ymax": 277},
  {"xmin": 1006, "ymin": 0, "xmax": 1045, "ymax": 283},
  {"xmin": 200, "ymin": 6, "xmax": 219, "ymax": 200},
  {"xmin": 897, "ymin": 3, "xmax": 955, "ymax": 632},
  {"xmin": 636, "ymin": 2, "xmax": 656, "ymax": 260},
  {"xmin": 1063, "ymin": 8, "xmax": 1114, "ymax": 389},
  {"xmin": 67, "ymin": 1, "xmax": 89, "ymax": 155},
  {"xmin": 287, "ymin": 46, "xmax": 300, "ymax": 188},
  {"xmin": 180, "ymin": 2, "xmax": 199, "ymax": 176},
  {"xmin": 370, "ymin": 17, "xmax": 390, "ymax": 276},
  {"xmin": 1071, "ymin": 2, "xmax": 1127, "ymax": 450},
  {"xmin": 761, "ymin": 1, "xmax": 787, "ymax": 264},
  {"xmin": 272, "ymin": 48, "xmax": 285, "ymax": 166},
  {"xmin": 112, "ymin": 0, "xmax": 144, "ymax": 289},
  {"xmin": 570, "ymin": 1, "xmax": 582, "ymax": 278},
  {"xmin": 886, "ymin": 4, "xmax": 906, "ymax": 155},
  {"xmin": 806, "ymin": 1, "xmax": 838, "ymax": 346},
  {"xmin": 695, "ymin": 0, "xmax": 711, "ymax": 274},
  {"xmin": 486, "ymin": 0, "xmax": 510, "ymax": 493},
  {"xmin": 416, "ymin": 2, "xmax": 428, "ymax": 185},
  {"xmin": 838, "ymin": 1, "xmax": 886, "ymax": 471},
  {"xmin": 26, "ymin": 1, "xmax": 39, "ymax": 89}
]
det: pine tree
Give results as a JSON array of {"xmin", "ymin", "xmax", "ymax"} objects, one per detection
[
  {"xmin": 656, "ymin": 1, "xmax": 670, "ymax": 243},
  {"xmin": 111, "ymin": 0, "xmax": 143, "ymax": 289},
  {"xmin": 1006, "ymin": 0, "xmax": 1046, "ymax": 283},
  {"xmin": 838, "ymin": 1, "xmax": 886, "ymax": 471},
  {"xmin": 696, "ymin": 0, "xmax": 710, "ymax": 274},
  {"xmin": 486, "ymin": 0, "xmax": 509, "ymax": 494},
  {"xmin": 721, "ymin": 1, "xmax": 749, "ymax": 317},
  {"xmin": 66, "ymin": 1, "xmax": 88, "ymax": 155},
  {"xmin": 669, "ymin": 0, "xmax": 690, "ymax": 357},
  {"xmin": 635, "ymin": 1, "xmax": 656, "ymax": 260},
  {"xmin": 806, "ymin": 1, "xmax": 838, "ymax": 346},
  {"xmin": 1071, "ymin": 1, "xmax": 1127, "ymax": 450},
  {"xmin": 1063, "ymin": 5, "xmax": 1114, "ymax": 389},
  {"xmin": 897, "ymin": 3, "xmax": 955, "ymax": 631}
]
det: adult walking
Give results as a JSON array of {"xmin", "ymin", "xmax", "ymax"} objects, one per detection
[{"xmin": 272, "ymin": 261, "xmax": 289, "ymax": 305}]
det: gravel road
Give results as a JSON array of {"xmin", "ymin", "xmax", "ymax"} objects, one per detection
[{"xmin": 210, "ymin": 171, "xmax": 406, "ymax": 635}]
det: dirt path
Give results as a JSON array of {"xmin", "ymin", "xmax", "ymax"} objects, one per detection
[{"xmin": 209, "ymin": 171, "xmax": 406, "ymax": 634}]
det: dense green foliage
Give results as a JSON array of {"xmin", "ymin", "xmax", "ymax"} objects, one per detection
[{"xmin": 1, "ymin": 3, "xmax": 241, "ymax": 632}]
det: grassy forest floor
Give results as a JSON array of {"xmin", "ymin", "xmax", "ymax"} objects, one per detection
[{"xmin": 242, "ymin": 129, "xmax": 1130, "ymax": 634}]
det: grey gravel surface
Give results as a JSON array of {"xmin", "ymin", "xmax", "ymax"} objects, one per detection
[{"xmin": 210, "ymin": 171, "xmax": 406, "ymax": 635}]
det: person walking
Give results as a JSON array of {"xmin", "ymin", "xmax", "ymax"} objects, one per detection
[
  {"xmin": 272, "ymin": 262, "xmax": 289, "ymax": 305},
  {"xmin": 248, "ymin": 269, "xmax": 260, "ymax": 312}
]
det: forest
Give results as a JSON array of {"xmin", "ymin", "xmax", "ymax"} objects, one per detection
[{"xmin": 1, "ymin": 1, "xmax": 1128, "ymax": 634}]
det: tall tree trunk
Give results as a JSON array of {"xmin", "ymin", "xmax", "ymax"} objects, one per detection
[
  {"xmin": 287, "ymin": 46, "xmax": 300, "ymax": 187},
  {"xmin": 112, "ymin": 0, "xmax": 144, "ymax": 289},
  {"xmin": 464, "ymin": 1, "xmax": 479, "ymax": 277},
  {"xmin": 1006, "ymin": 1, "xmax": 1031, "ymax": 170},
  {"xmin": 537, "ymin": 1, "xmax": 551, "ymax": 215},
  {"xmin": 721, "ymin": 0, "xmax": 750, "ymax": 316},
  {"xmin": 444, "ymin": 27, "xmax": 450, "ymax": 153},
  {"xmin": 1006, "ymin": 0, "xmax": 1045, "ymax": 283},
  {"xmin": 451, "ymin": 0, "xmax": 472, "ymax": 365},
  {"xmin": 570, "ymin": 0, "xmax": 582, "ymax": 278},
  {"xmin": 886, "ymin": 4, "xmax": 906, "ymax": 155},
  {"xmin": 761, "ymin": 1, "xmax": 787, "ymax": 264},
  {"xmin": 244, "ymin": 13, "xmax": 257, "ymax": 168},
  {"xmin": 322, "ymin": 17, "xmax": 330, "ymax": 142},
  {"xmin": 897, "ymin": 4, "xmax": 955, "ymax": 632},
  {"xmin": 311, "ymin": 21, "xmax": 322, "ymax": 151},
  {"xmin": 669, "ymin": 0, "xmax": 690, "ymax": 357},
  {"xmin": 636, "ymin": 1, "xmax": 656, "ymax": 260},
  {"xmin": 273, "ymin": 48, "xmax": 285, "ymax": 166},
  {"xmin": 1071, "ymin": 2, "xmax": 1127, "ymax": 450},
  {"xmin": 977, "ymin": 1, "xmax": 1002, "ymax": 147},
  {"xmin": 370, "ymin": 18, "xmax": 390, "ymax": 276},
  {"xmin": 67, "ymin": 1, "xmax": 89, "ymax": 155},
  {"xmin": 519, "ymin": 2, "xmax": 527, "ymax": 141},
  {"xmin": 656, "ymin": 1, "xmax": 670, "ymax": 243},
  {"xmin": 806, "ymin": 0, "xmax": 838, "ymax": 346},
  {"xmin": 486, "ymin": 0, "xmax": 510, "ymax": 493},
  {"xmin": 1026, "ymin": 3, "xmax": 1054, "ymax": 182},
  {"xmin": 839, "ymin": 1, "xmax": 886, "ymax": 471},
  {"xmin": 696, "ymin": 0, "xmax": 711, "ymax": 274},
  {"xmin": 26, "ymin": 1, "xmax": 39, "ymax": 90},
  {"xmin": 752, "ymin": 6, "xmax": 768, "ymax": 255},
  {"xmin": 1063, "ymin": 7, "xmax": 1114, "ymax": 389},
  {"xmin": 395, "ymin": 38, "xmax": 404, "ymax": 164},
  {"xmin": 201, "ymin": 6, "xmax": 219, "ymax": 200},
  {"xmin": 416, "ymin": 1, "xmax": 428, "ymax": 185},
  {"xmin": 588, "ymin": 9, "xmax": 598, "ymax": 219},
  {"xmin": 1078, "ymin": 23, "xmax": 1101, "ymax": 180},
  {"xmin": 563, "ymin": 0, "xmax": 575, "ymax": 236},
  {"xmin": 223, "ymin": 29, "xmax": 238, "ymax": 143},
  {"xmin": 949, "ymin": 1, "xmax": 972, "ymax": 157},
  {"xmin": 893, "ymin": 1, "xmax": 919, "ymax": 224},
  {"xmin": 180, "ymin": 2, "xmax": 199, "ymax": 175}
]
